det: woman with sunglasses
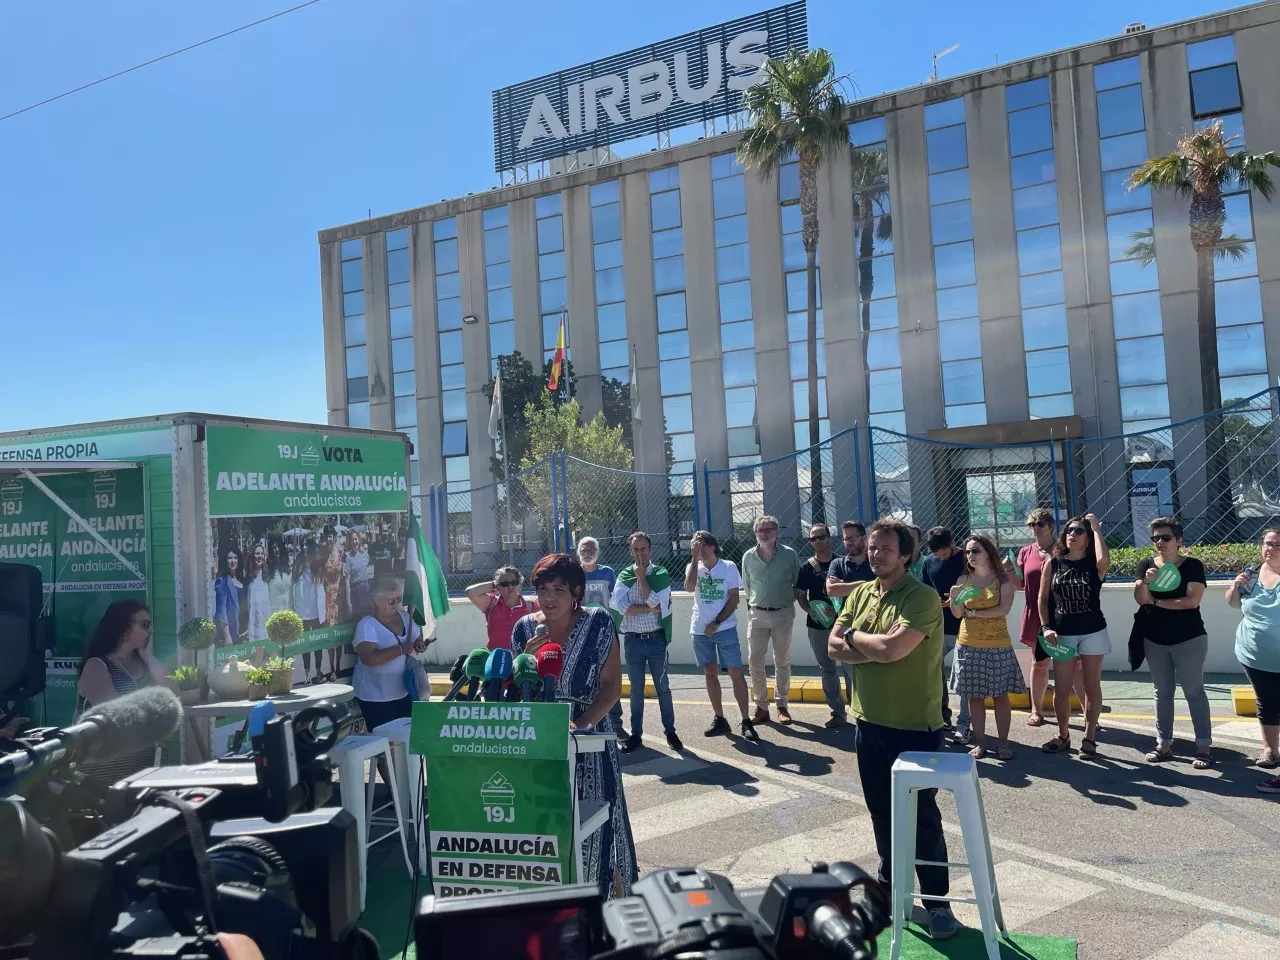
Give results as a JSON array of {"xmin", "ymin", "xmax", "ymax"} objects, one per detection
[
  {"xmin": 949, "ymin": 535, "xmax": 1025, "ymax": 760},
  {"xmin": 1017, "ymin": 509, "xmax": 1086, "ymax": 727},
  {"xmin": 1038, "ymin": 513, "xmax": 1110, "ymax": 758},
  {"xmin": 76, "ymin": 601, "xmax": 177, "ymax": 784},
  {"xmin": 466, "ymin": 565, "xmax": 539, "ymax": 650},
  {"xmin": 1134, "ymin": 517, "xmax": 1211, "ymax": 768},
  {"xmin": 1227, "ymin": 527, "xmax": 1280, "ymax": 792}
]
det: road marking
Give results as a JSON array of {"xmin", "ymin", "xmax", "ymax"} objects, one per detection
[
  {"xmin": 947, "ymin": 860, "xmax": 1103, "ymax": 930},
  {"xmin": 642, "ymin": 733, "xmax": 1280, "ymax": 934},
  {"xmin": 629, "ymin": 780, "xmax": 795, "ymax": 845},
  {"xmin": 1141, "ymin": 921, "xmax": 1280, "ymax": 959},
  {"xmin": 699, "ymin": 817, "xmax": 880, "ymax": 890},
  {"xmin": 621, "ymin": 755, "xmax": 710, "ymax": 785}
]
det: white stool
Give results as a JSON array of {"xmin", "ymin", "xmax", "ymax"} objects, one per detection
[
  {"xmin": 329, "ymin": 733, "xmax": 413, "ymax": 910},
  {"xmin": 890, "ymin": 752, "xmax": 1007, "ymax": 960},
  {"xmin": 373, "ymin": 717, "xmax": 428, "ymax": 875}
]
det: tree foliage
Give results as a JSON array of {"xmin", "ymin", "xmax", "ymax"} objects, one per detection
[{"xmin": 483, "ymin": 352, "xmax": 577, "ymax": 482}]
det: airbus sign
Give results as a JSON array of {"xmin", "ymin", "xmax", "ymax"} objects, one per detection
[{"xmin": 492, "ymin": 2, "xmax": 808, "ymax": 171}]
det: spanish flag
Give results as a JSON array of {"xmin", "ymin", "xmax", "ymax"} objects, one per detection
[{"xmin": 547, "ymin": 315, "xmax": 567, "ymax": 391}]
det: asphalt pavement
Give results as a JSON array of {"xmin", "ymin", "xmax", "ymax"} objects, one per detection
[{"xmin": 616, "ymin": 671, "xmax": 1280, "ymax": 960}]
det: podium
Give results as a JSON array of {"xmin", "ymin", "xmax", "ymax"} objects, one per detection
[{"xmin": 409, "ymin": 700, "xmax": 614, "ymax": 897}]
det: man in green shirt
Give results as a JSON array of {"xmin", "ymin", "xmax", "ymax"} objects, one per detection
[
  {"xmin": 827, "ymin": 520, "xmax": 958, "ymax": 941},
  {"xmin": 741, "ymin": 514, "xmax": 801, "ymax": 724}
]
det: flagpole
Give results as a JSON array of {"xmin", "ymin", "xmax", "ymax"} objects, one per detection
[
  {"xmin": 563, "ymin": 310, "xmax": 575, "ymax": 399},
  {"xmin": 500, "ymin": 399, "xmax": 514, "ymax": 565}
]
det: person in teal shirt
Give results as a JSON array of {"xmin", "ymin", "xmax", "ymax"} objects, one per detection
[{"xmin": 1227, "ymin": 527, "xmax": 1280, "ymax": 794}]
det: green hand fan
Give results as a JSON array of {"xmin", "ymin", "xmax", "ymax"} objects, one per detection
[
  {"xmin": 1150, "ymin": 563, "xmax": 1182, "ymax": 592},
  {"xmin": 1038, "ymin": 631, "xmax": 1078, "ymax": 661},
  {"xmin": 809, "ymin": 599, "xmax": 836, "ymax": 629}
]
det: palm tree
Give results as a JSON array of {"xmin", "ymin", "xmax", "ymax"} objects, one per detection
[
  {"xmin": 737, "ymin": 47, "xmax": 848, "ymax": 523},
  {"xmin": 851, "ymin": 146, "xmax": 893, "ymax": 359},
  {"xmin": 1127, "ymin": 119, "xmax": 1280, "ymax": 537}
]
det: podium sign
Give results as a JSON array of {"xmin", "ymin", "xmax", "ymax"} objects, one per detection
[{"xmin": 410, "ymin": 701, "xmax": 575, "ymax": 898}]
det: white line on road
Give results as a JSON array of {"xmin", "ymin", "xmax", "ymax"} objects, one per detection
[
  {"xmin": 1141, "ymin": 921, "xmax": 1280, "ymax": 959},
  {"xmin": 641, "ymin": 734, "xmax": 1280, "ymax": 934},
  {"xmin": 948, "ymin": 860, "xmax": 1103, "ymax": 931},
  {"xmin": 629, "ymin": 780, "xmax": 795, "ymax": 845}
]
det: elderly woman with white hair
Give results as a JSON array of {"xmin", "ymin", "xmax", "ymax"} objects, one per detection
[{"xmin": 352, "ymin": 575, "xmax": 429, "ymax": 729}]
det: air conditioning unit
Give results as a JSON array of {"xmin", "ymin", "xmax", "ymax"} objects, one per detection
[{"xmin": 1124, "ymin": 22, "xmax": 1147, "ymax": 35}]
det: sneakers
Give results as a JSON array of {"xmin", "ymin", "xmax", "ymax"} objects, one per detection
[
  {"xmin": 752, "ymin": 707, "xmax": 771, "ymax": 724},
  {"xmin": 619, "ymin": 735, "xmax": 643, "ymax": 753},
  {"xmin": 950, "ymin": 728, "xmax": 972, "ymax": 746},
  {"xmin": 666, "ymin": 731, "xmax": 684, "ymax": 752},
  {"xmin": 705, "ymin": 715, "xmax": 732, "ymax": 737},
  {"xmin": 824, "ymin": 713, "xmax": 848, "ymax": 729},
  {"xmin": 740, "ymin": 719, "xmax": 761, "ymax": 742},
  {"xmin": 1258, "ymin": 776, "xmax": 1280, "ymax": 794},
  {"xmin": 927, "ymin": 907, "xmax": 960, "ymax": 940},
  {"xmin": 777, "ymin": 706, "xmax": 793, "ymax": 725}
]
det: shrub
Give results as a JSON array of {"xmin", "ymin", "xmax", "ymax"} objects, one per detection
[
  {"xmin": 170, "ymin": 665, "xmax": 201, "ymax": 690},
  {"xmin": 265, "ymin": 610, "xmax": 304, "ymax": 646},
  {"xmin": 179, "ymin": 618, "xmax": 216, "ymax": 651},
  {"xmin": 1107, "ymin": 542, "xmax": 1258, "ymax": 578},
  {"xmin": 264, "ymin": 656, "xmax": 294, "ymax": 672},
  {"xmin": 244, "ymin": 666, "xmax": 274, "ymax": 687}
]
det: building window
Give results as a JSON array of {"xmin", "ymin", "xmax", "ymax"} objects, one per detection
[
  {"xmin": 536, "ymin": 194, "xmax": 566, "ymax": 362},
  {"xmin": 1095, "ymin": 57, "xmax": 1170, "ymax": 435},
  {"xmin": 591, "ymin": 182, "xmax": 627, "ymax": 383},
  {"xmin": 1006, "ymin": 77, "xmax": 1073, "ymax": 419},
  {"xmin": 484, "ymin": 206, "xmax": 513, "ymax": 377},
  {"xmin": 340, "ymin": 238, "xmax": 369, "ymax": 428},
  {"xmin": 385, "ymin": 228, "xmax": 418, "ymax": 494},
  {"xmin": 435, "ymin": 217, "xmax": 470, "ymax": 564},
  {"xmin": 650, "ymin": 167, "xmax": 693, "ymax": 481},
  {"xmin": 926, "ymin": 98, "xmax": 986, "ymax": 427},
  {"xmin": 713, "ymin": 152, "xmax": 759, "ymax": 528}
]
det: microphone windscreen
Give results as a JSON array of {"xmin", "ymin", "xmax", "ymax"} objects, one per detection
[
  {"xmin": 484, "ymin": 648, "xmax": 513, "ymax": 682},
  {"xmin": 463, "ymin": 647, "xmax": 490, "ymax": 679},
  {"xmin": 536, "ymin": 643, "xmax": 564, "ymax": 680},
  {"xmin": 511, "ymin": 653, "xmax": 540, "ymax": 685},
  {"xmin": 448, "ymin": 654, "xmax": 468, "ymax": 683},
  {"xmin": 82, "ymin": 686, "xmax": 182, "ymax": 759}
]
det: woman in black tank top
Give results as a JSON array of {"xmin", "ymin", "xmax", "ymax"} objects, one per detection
[
  {"xmin": 1037, "ymin": 513, "xmax": 1111, "ymax": 759},
  {"xmin": 76, "ymin": 600, "xmax": 177, "ymax": 784}
]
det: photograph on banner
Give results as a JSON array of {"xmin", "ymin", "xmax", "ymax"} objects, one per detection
[{"xmin": 204, "ymin": 424, "xmax": 412, "ymax": 689}]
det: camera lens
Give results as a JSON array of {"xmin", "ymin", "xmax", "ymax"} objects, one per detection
[{"xmin": 206, "ymin": 835, "xmax": 298, "ymax": 908}]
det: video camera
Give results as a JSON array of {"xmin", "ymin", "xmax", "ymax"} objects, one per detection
[
  {"xmin": 0, "ymin": 688, "xmax": 374, "ymax": 960},
  {"xmin": 415, "ymin": 861, "xmax": 889, "ymax": 960}
]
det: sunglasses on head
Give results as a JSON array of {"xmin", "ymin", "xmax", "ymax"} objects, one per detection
[
  {"xmin": 1151, "ymin": 534, "xmax": 1175, "ymax": 544},
  {"xmin": 1065, "ymin": 526, "xmax": 1088, "ymax": 536}
]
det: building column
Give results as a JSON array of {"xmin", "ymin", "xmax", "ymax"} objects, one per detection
[
  {"xmin": 508, "ymin": 197, "xmax": 543, "ymax": 366},
  {"xmin": 320, "ymin": 241, "xmax": 347, "ymax": 425},
  {"xmin": 363, "ymin": 238, "xmax": 393, "ymax": 430},
  {"xmin": 564, "ymin": 185, "xmax": 602, "ymax": 418}
]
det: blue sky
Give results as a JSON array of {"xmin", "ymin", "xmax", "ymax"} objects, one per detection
[{"xmin": 0, "ymin": 0, "xmax": 1241, "ymax": 433}]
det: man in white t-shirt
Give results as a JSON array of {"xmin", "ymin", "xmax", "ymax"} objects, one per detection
[{"xmin": 684, "ymin": 531, "xmax": 760, "ymax": 742}]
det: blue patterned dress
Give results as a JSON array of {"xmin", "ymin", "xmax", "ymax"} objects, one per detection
[{"xmin": 511, "ymin": 606, "xmax": 637, "ymax": 897}]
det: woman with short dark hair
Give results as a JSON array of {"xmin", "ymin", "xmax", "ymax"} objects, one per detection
[
  {"xmin": 1134, "ymin": 516, "xmax": 1211, "ymax": 768},
  {"xmin": 511, "ymin": 554, "xmax": 636, "ymax": 896}
]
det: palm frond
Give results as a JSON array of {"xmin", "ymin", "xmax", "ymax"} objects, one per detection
[
  {"xmin": 876, "ymin": 212, "xmax": 894, "ymax": 243},
  {"xmin": 1124, "ymin": 228, "xmax": 1157, "ymax": 266},
  {"xmin": 1226, "ymin": 150, "xmax": 1280, "ymax": 201},
  {"xmin": 1214, "ymin": 233, "xmax": 1250, "ymax": 261},
  {"xmin": 1128, "ymin": 154, "xmax": 1193, "ymax": 199}
]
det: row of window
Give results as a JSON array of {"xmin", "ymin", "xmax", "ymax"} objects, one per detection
[{"xmin": 651, "ymin": 167, "xmax": 695, "ymax": 477}]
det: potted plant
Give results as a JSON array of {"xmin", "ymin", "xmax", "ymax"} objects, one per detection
[
  {"xmin": 265, "ymin": 610, "xmax": 304, "ymax": 654},
  {"xmin": 264, "ymin": 656, "xmax": 296, "ymax": 696},
  {"xmin": 245, "ymin": 666, "xmax": 274, "ymax": 701},
  {"xmin": 179, "ymin": 617, "xmax": 217, "ymax": 652},
  {"xmin": 171, "ymin": 665, "xmax": 204, "ymax": 705}
]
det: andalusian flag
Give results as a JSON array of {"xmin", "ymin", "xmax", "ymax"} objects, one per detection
[
  {"xmin": 547, "ymin": 315, "xmax": 567, "ymax": 392},
  {"xmin": 404, "ymin": 512, "xmax": 450, "ymax": 632}
]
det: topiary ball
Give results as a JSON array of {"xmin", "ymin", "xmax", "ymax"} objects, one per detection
[
  {"xmin": 179, "ymin": 617, "xmax": 217, "ymax": 651},
  {"xmin": 266, "ymin": 610, "xmax": 305, "ymax": 646}
]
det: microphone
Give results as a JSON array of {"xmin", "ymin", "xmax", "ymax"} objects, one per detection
[
  {"xmin": 511, "ymin": 653, "xmax": 539, "ymax": 702},
  {"xmin": 0, "ymin": 686, "xmax": 182, "ymax": 788},
  {"xmin": 536, "ymin": 643, "xmax": 564, "ymax": 702},
  {"xmin": 482, "ymin": 648, "xmax": 514, "ymax": 703},
  {"xmin": 451, "ymin": 647, "xmax": 489, "ymax": 702},
  {"xmin": 448, "ymin": 653, "xmax": 468, "ymax": 683}
]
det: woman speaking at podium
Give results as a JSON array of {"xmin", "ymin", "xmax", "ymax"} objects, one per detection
[{"xmin": 510, "ymin": 553, "xmax": 638, "ymax": 897}]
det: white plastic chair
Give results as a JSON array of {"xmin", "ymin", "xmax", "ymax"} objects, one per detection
[
  {"xmin": 890, "ymin": 751, "xmax": 1007, "ymax": 960},
  {"xmin": 329, "ymin": 733, "xmax": 412, "ymax": 909},
  {"xmin": 373, "ymin": 716, "xmax": 428, "ymax": 875}
]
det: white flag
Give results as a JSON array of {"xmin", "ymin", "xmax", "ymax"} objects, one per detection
[
  {"xmin": 629, "ymin": 344, "xmax": 641, "ymax": 422},
  {"xmin": 488, "ymin": 373, "xmax": 503, "ymax": 441}
]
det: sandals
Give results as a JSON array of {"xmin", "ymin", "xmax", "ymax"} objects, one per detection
[
  {"xmin": 1080, "ymin": 738, "xmax": 1098, "ymax": 759},
  {"xmin": 1192, "ymin": 751, "xmax": 1214, "ymax": 770},
  {"xmin": 1026, "ymin": 713, "xmax": 1046, "ymax": 727},
  {"xmin": 1042, "ymin": 735, "xmax": 1071, "ymax": 753},
  {"xmin": 969, "ymin": 743, "xmax": 987, "ymax": 760},
  {"xmin": 1145, "ymin": 746, "xmax": 1174, "ymax": 763},
  {"xmin": 1255, "ymin": 753, "xmax": 1279, "ymax": 769}
]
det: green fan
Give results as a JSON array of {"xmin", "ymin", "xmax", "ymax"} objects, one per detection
[
  {"xmin": 953, "ymin": 584, "xmax": 982, "ymax": 605},
  {"xmin": 1150, "ymin": 563, "xmax": 1182, "ymax": 592},
  {"xmin": 1006, "ymin": 548, "xmax": 1024, "ymax": 582},
  {"xmin": 1038, "ymin": 631, "xmax": 1078, "ymax": 661},
  {"xmin": 809, "ymin": 599, "xmax": 836, "ymax": 629}
]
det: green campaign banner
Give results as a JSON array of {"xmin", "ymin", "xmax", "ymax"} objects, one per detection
[
  {"xmin": 206, "ymin": 425, "xmax": 409, "ymax": 518},
  {"xmin": 411, "ymin": 701, "xmax": 575, "ymax": 898}
]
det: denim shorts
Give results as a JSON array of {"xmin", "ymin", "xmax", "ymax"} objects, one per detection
[{"xmin": 693, "ymin": 626, "xmax": 744, "ymax": 669}]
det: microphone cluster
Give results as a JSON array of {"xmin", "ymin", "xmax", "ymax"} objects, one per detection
[{"xmin": 441, "ymin": 642, "xmax": 565, "ymax": 703}]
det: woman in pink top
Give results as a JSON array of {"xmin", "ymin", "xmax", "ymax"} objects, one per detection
[
  {"xmin": 1017, "ymin": 508, "xmax": 1084, "ymax": 726},
  {"xmin": 465, "ymin": 564, "xmax": 540, "ymax": 650}
]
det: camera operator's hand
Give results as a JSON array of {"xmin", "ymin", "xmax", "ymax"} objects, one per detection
[
  {"xmin": 218, "ymin": 933, "xmax": 265, "ymax": 960},
  {"xmin": 0, "ymin": 716, "xmax": 28, "ymax": 739}
]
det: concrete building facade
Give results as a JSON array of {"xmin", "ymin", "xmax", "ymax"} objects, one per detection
[{"xmin": 320, "ymin": 3, "xmax": 1280, "ymax": 567}]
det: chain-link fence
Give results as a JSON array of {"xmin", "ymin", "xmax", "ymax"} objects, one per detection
[
  {"xmin": 868, "ymin": 429, "xmax": 1061, "ymax": 554},
  {"xmin": 1066, "ymin": 389, "xmax": 1280, "ymax": 573}
]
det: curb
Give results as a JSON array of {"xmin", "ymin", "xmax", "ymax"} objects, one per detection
[{"xmin": 1232, "ymin": 685, "xmax": 1257, "ymax": 717}]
